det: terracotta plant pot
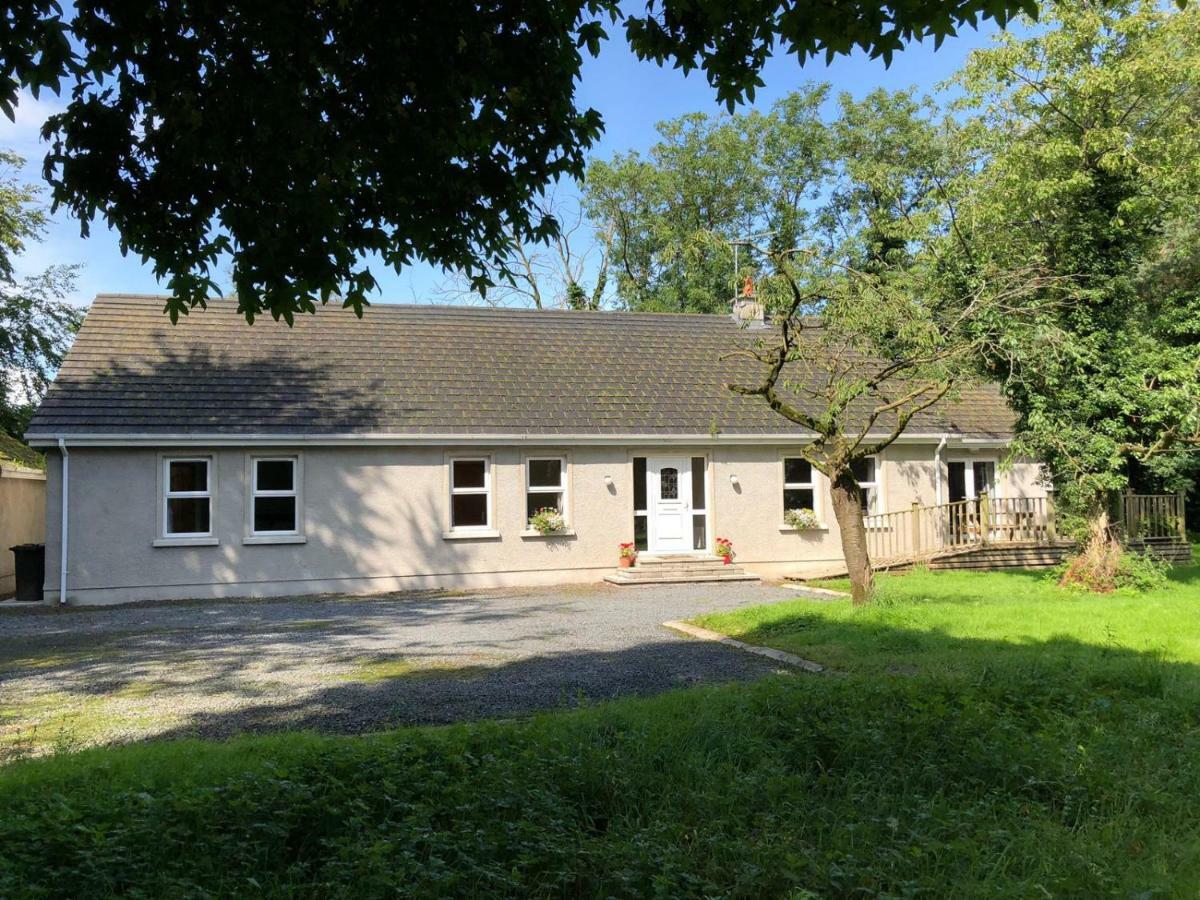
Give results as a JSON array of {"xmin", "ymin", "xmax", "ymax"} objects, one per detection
[
  {"xmin": 721, "ymin": 556, "xmax": 732, "ymax": 565},
  {"xmin": 619, "ymin": 556, "xmax": 635, "ymax": 568}
]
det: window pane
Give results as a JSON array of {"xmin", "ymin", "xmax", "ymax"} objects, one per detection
[
  {"xmin": 254, "ymin": 496, "xmax": 296, "ymax": 533},
  {"xmin": 691, "ymin": 457, "xmax": 705, "ymax": 509},
  {"xmin": 527, "ymin": 491, "xmax": 563, "ymax": 519},
  {"xmin": 974, "ymin": 462, "xmax": 995, "ymax": 495},
  {"xmin": 452, "ymin": 459, "xmax": 486, "ymax": 489},
  {"xmin": 528, "ymin": 459, "xmax": 562, "ymax": 488},
  {"xmin": 633, "ymin": 458, "xmax": 647, "ymax": 511},
  {"xmin": 859, "ymin": 488, "xmax": 874, "ymax": 515},
  {"xmin": 167, "ymin": 497, "xmax": 210, "ymax": 534},
  {"xmin": 784, "ymin": 457, "xmax": 811, "ymax": 485},
  {"xmin": 692, "ymin": 514, "xmax": 706, "ymax": 551},
  {"xmin": 452, "ymin": 493, "xmax": 488, "ymax": 527},
  {"xmin": 851, "ymin": 457, "xmax": 875, "ymax": 484},
  {"xmin": 169, "ymin": 460, "xmax": 207, "ymax": 493},
  {"xmin": 660, "ymin": 467, "xmax": 678, "ymax": 500},
  {"xmin": 784, "ymin": 488, "xmax": 815, "ymax": 511},
  {"xmin": 256, "ymin": 459, "xmax": 294, "ymax": 492},
  {"xmin": 634, "ymin": 514, "xmax": 648, "ymax": 552}
]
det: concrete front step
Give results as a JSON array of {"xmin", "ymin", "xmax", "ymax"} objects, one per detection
[{"xmin": 604, "ymin": 571, "xmax": 761, "ymax": 585}]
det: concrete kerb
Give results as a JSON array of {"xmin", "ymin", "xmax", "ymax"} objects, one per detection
[{"xmin": 661, "ymin": 620, "xmax": 828, "ymax": 674}]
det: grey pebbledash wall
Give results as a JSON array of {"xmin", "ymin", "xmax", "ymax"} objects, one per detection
[{"xmin": 41, "ymin": 443, "xmax": 1046, "ymax": 605}]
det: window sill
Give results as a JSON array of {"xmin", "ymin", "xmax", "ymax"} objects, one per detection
[
  {"xmin": 778, "ymin": 524, "xmax": 830, "ymax": 533},
  {"xmin": 520, "ymin": 529, "xmax": 577, "ymax": 539},
  {"xmin": 442, "ymin": 529, "xmax": 501, "ymax": 541},
  {"xmin": 243, "ymin": 534, "xmax": 307, "ymax": 545},
  {"xmin": 153, "ymin": 536, "xmax": 219, "ymax": 548}
]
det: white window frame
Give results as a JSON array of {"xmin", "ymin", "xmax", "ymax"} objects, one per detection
[
  {"xmin": 782, "ymin": 456, "xmax": 819, "ymax": 522},
  {"xmin": 157, "ymin": 455, "xmax": 216, "ymax": 546},
  {"xmin": 448, "ymin": 455, "xmax": 494, "ymax": 534},
  {"xmin": 524, "ymin": 455, "xmax": 569, "ymax": 528},
  {"xmin": 853, "ymin": 455, "xmax": 880, "ymax": 515},
  {"xmin": 245, "ymin": 455, "xmax": 305, "ymax": 543}
]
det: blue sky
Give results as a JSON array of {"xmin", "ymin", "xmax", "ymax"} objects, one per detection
[{"xmin": 1, "ymin": 21, "xmax": 1002, "ymax": 309}]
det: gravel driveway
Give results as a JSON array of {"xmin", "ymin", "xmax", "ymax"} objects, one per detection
[{"xmin": 0, "ymin": 581, "xmax": 803, "ymax": 757}]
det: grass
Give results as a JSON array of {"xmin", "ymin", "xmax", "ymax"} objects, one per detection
[
  {"xmin": 694, "ymin": 564, "xmax": 1200, "ymax": 679},
  {"xmin": 2, "ymin": 566, "xmax": 1200, "ymax": 896}
]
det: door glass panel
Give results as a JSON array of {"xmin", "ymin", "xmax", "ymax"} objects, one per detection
[
  {"xmin": 948, "ymin": 462, "xmax": 967, "ymax": 503},
  {"xmin": 973, "ymin": 462, "xmax": 995, "ymax": 495},
  {"xmin": 660, "ymin": 467, "xmax": 678, "ymax": 500},
  {"xmin": 634, "ymin": 514, "xmax": 648, "ymax": 551},
  {"xmin": 692, "ymin": 514, "xmax": 706, "ymax": 550},
  {"xmin": 691, "ymin": 457, "xmax": 706, "ymax": 510},
  {"xmin": 633, "ymin": 458, "xmax": 647, "ymax": 511}
]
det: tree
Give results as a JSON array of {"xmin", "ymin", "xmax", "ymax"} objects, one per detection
[
  {"xmin": 724, "ymin": 91, "xmax": 1045, "ymax": 603},
  {"xmin": 434, "ymin": 193, "xmax": 613, "ymax": 311},
  {"xmin": 0, "ymin": 0, "xmax": 1078, "ymax": 323},
  {"xmin": 585, "ymin": 85, "xmax": 829, "ymax": 312},
  {"xmin": 0, "ymin": 151, "xmax": 82, "ymax": 440},
  {"xmin": 953, "ymin": 0, "xmax": 1200, "ymax": 578}
]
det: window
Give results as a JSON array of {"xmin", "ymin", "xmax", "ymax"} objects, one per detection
[
  {"xmin": 163, "ymin": 457, "xmax": 212, "ymax": 536},
  {"xmin": 690, "ymin": 456, "xmax": 707, "ymax": 550},
  {"xmin": 450, "ymin": 457, "xmax": 491, "ymax": 529},
  {"xmin": 633, "ymin": 457, "xmax": 648, "ymax": 551},
  {"xmin": 852, "ymin": 456, "xmax": 879, "ymax": 514},
  {"xmin": 251, "ymin": 457, "xmax": 299, "ymax": 535},
  {"xmin": 526, "ymin": 457, "xmax": 567, "ymax": 521},
  {"xmin": 783, "ymin": 457, "xmax": 816, "ymax": 514}
]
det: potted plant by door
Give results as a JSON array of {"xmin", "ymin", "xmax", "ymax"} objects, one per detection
[
  {"xmin": 618, "ymin": 542, "xmax": 637, "ymax": 568},
  {"xmin": 716, "ymin": 537, "xmax": 735, "ymax": 564}
]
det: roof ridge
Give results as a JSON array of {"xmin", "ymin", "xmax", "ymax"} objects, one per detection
[{"xmin": 90, "ymin": 294, "xmax": 738, "ymax": 322}]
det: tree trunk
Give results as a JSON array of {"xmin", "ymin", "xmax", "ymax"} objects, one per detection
[{"xmin": 830, "ymin": 468, "xmax": 874, "ymax": 605}]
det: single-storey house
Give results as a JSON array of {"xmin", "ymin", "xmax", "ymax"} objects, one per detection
[{"xmin": 26, "ymin": 294, "xmax": 1047, "ymax": 605}]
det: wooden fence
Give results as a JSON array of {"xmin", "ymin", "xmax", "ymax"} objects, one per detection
[{"xmin": 1118, "ymin": 492, "xmax": 1188, "ymax": 541}]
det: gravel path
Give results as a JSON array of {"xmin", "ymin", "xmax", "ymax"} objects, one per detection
[{"xmin": 0, "ymin": 581, "xmax": 804, "ymax": 755}]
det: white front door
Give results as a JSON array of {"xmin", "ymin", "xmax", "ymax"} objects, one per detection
[{"xmin": 648, "ymin": 457, "xmax": 692, "ymax": 552}]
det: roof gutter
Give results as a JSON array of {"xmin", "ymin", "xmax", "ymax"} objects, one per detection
[
  {"xmin": 57, "ymin": 437, "xmax": 69, "ymax": 606},
  {"xmin": 25, "ymin": 431, "xmax": 1007, "ymax": 449}
]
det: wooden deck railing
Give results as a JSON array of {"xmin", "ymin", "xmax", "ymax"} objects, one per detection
[
  {"xmin": 864, "ymin": 494, "xmax": 1057, "ymax": 567},
  {"xmin": 1119, "ymin": 492, "xmax": 1188, "ymax": 541},
  {"xmin": 861, "ymin": 491, "xmax": 1185, "ymax": 569}
]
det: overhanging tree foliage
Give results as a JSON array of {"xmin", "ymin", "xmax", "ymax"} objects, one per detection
[
  {"xmin": 953, "ymin": 0, "xmax": 1200, "ymax": 577},
  {"xmin": 1, "ymin": 0, "xmax": 1096, "ymax": 322},
  {"xmin": 0, "ymin": 150, "xmax": 82, "ymax": 439}
]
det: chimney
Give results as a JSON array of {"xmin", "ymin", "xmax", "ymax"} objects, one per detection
[{"xmin": 731, "ymin": 274, "xmax": 765, "ymax": 326}]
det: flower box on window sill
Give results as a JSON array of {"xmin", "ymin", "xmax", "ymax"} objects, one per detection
[
  {"xmin": 777, "ymin": 523, "xmax": 829, "ymax": 533},
  {"xmin": 519, "ymin": 528, "xmax": 577, "ymax": 539}
]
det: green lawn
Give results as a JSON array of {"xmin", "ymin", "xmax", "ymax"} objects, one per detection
[
  {"xmin": 2, "ymin": 568, "xmax": 1200, "ymax": 896},
  {"xmin": 694, "ymin": 564, "xmax": 1200, "ymax": 681}
]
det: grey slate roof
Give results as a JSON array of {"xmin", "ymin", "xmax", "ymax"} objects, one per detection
[{"xmin": 27, "ymin": 294, "xmax": 1016, "ymax": 439}]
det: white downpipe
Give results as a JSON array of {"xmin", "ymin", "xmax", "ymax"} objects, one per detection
[
  {"xmin": 57, "ymin": 438, "xmax": 69, "ymax": 605},
  {"xmin": 933, "ymin": 434, "xmax": 950, "ymax": 506}
]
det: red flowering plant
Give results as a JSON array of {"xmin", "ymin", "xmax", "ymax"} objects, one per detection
[
  {"xmin": 618, "ymin": 542, "xmax": 638, "ymax": 560},
  {"xmin": 715, "ymin": 537, "xmax": 735, "ymax": 562}
]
